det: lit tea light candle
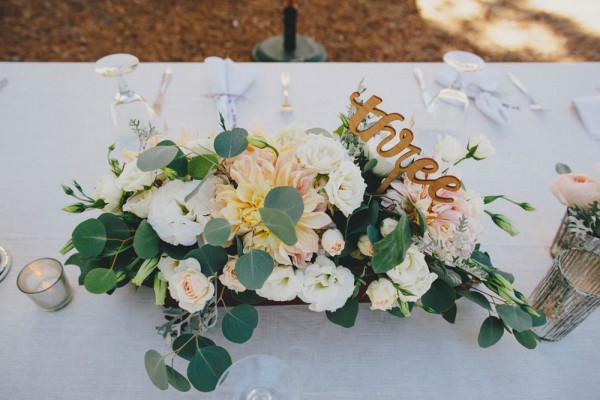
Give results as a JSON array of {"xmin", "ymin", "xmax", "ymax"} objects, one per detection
[{"xmin": 17, "ymin": 258, "xmax": 72, "ymax": 312}]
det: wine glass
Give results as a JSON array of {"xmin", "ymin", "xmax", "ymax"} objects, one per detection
[
  {"xmin": 0, "ymin": 246, "xmax": 11, "ymax": 283},
  {"xmin": 212, "ymin": 355, "xmax": 302, "ymax": 400},
  {"xmin": 426, "ymin": 51, "xmax": 485, "ymax": 137},
  {"xmin": 95, "ymin": 53, "xmax": 159, "ymax": 148}
]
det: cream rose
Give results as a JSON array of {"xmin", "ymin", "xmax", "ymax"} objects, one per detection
[
  {"xmin": 549, "ymin": 173, "xmax": 600, "ymax": 209},
  {"xmin": 296, "ymin": 134, "xmax": 348, "ymax": 174},
  {"xmin": 386, "ymin": 245, "xmax": 437, "ymax": 302},
  {"xmin": 380, "ymin": 218, "xmax": 398, "ymax": 237},
  {"xmin": 122, "ymin": 187, "xmax": 157, "ymax": 218},
  {"xmin": 168, "ymin": 264, "xmax": 214, "ymax": 313},
  {"xmin": 94, "ymin": 170, "xmax": 123, "ymax": 213},
  {"xmin": 219, "ymin": 257, "xmax": 246, "ymax": 293},
  {"xmin": 256, "ymin": 265, "xmax": 303, "ymax": 301},
  {"xmin": 434, "ymin": 134, "xmax": 464, "ymax": 163},
  {"xmin": 357, "ymin": 234, "xmax": 374, "ymax": 257},
  {"xmin": 467, "ymin": 134, "xmax": 495, "ymax": 160},
  {"xmin": 321, "ymin": 229, "xmax": 345, "ymax": 256},
  {"xmin": 116, "ymin": 161, "xmax": 156, "ymax": 192},
  {"xmin": 324, "ymin": 161, "xmax": 367, "ymax": 217},
  {"xmin": 366, "ymin": 278, "xmax": 399, "ymax": 311},
  {"xmin": 299, "ymin": 256, "xmax": 355, "ymax": 312}
]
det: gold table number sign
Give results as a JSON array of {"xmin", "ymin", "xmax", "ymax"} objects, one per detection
[{"xmin": 348, "ymin": 92, "xmax": 461, "ymax": 203}]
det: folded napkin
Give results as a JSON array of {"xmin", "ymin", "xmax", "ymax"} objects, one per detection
[
  {"xmin": 435, "ymin": 65, "xmax": 509, "ymax": 125},
  {"xmin": 205, "ymin": 57, "xmax": 257, "ymax": 129},
  {"xmin": 572, "ymin": 95, "xmax": 600, "ymax": 140}
]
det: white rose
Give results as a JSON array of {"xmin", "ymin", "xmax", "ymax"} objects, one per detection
[
  {"xmin": 168, "ymin": 265, "xmax": 214, "ymax": 313},
  {"xmin": 219, "ymin": 257, "xmax": 246, "ymax": 293},
  {"xmin": 148, "ymin": 180, "xmax": 207, "ymax": 246},
  {"xmin": 94, "ymin": 170, "xmax": 123, "ymax": 213},
  {"xmin": 299, "ymin": 255, "xmax": 355, "ymax": 312},
  {"xmin": 123, "ymin": 187, "xmax": 157, "ymax": 218},
  {"xmin": 380, "ymin": 218, "xmax": 398, "ymax": 237},
  {"xmin": 256, "ymin": 265, "xmax": 303, "ymax": 301},
  {"xmin": 324, "ymin": 161, "xmax": 366, "ymax": 217},
  {"xmin": 321, "ymin": 229, "xmax": 345, "ymax": 256},
  {"xmin": 296, "ymin": 134, "xmax": 348, "ymax": 174},
  {"xmin": 434, "ymin": 134, "xmax": 464, "ymax": 163},
  {"xmin": 116, "ymin": 161, "xmax": 156, "ymax": 192},
  {"xmin": 463, "ymin": 189, "xmax": 484, "ymax": 217},
  {"xmin": 366, "ymin": 278, "xmax": 399, "ymax": 311},
  {"xmin": 386, "ymin": 245, "xmax": 437, "ymax": 302},
  {"xmin": 357, "ymin": 234, "xmax": 374, "ymax": 257},
  {"xmin": 467, "ymin": 134, "xmax": 495, "ymax": 160}
]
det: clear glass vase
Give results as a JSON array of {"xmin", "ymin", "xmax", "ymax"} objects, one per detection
[{"xmin": 550, "ymin": 211, "xmax": 600, "ymax": 257}]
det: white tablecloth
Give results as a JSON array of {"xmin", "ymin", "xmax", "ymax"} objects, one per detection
[{"xmin": 0, "ymin": 62, "xmax": 599, "ymax": 399}]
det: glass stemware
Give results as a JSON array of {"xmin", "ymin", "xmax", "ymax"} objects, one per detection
[
  {"xmin": 427, "ymin": 51, "xmax": 485, "ymax": 136},
  {"xmin": 212, "ymin": 355, "xmax": 302, "ymax": 400},
  {"xmin": 95, "ymin": 54, "xmax": 159, "ymax": 147}
]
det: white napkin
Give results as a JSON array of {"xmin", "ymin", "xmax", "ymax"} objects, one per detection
[
  {"xmin": 435, "ymin": 65, "xmax": 509, "ymax": 125},
  {"xmin": 205, "ymin": 57, "xmax": 257, "ymax": 129},
  {"xmin": 572, "ymin": 95, "xmax": 600, "ymax": 140}
]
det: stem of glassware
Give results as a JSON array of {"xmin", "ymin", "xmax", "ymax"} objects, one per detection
[
  {"xmin": 451, "ymin": 71, "xmax": 463, "ymax": 90},
  {"xmin": 117, "ymin": 76, "xmax": 129, "ymax": 95}
]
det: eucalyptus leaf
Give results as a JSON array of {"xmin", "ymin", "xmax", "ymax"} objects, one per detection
[
  {"xmin": 263, "ymin": 186, "xmax": 304, "ymax": 224},
  {"xmin": 513, "ymin": 329, "xmax": 538, "ymax": 349},
  {"xmin": 134, "ymin": 220, "xmax": 160, "ymax": 259},
  {"xmin": 84, "ymin": 268, "xmax": 117, "ymax": 294},
  {"xmin": 162, "ymin": 243, "xmax": 196, "ymax": 260},
  {"xmin": 555, "ymin": 162, "xmax": 572, "ymax": 175},
  {"xmin": 366, "ymin": 224, "xmax": 381, "ymax": 245},
  {"xmin": 421, "ymin": 279, "xmax": 455, "ymax": 313},
  {"xmin": 137, "ymin": 145, "xmax": 179, "ymax": 172},
  {"xmin": 232, "ymin": 290, "xmax": 265, "ymax": 305},
  {"xmin": 222, "ymin": 304, "xmax": 259, "ymax": 343},
  {"xmin": 428, "ymin": 263, "xmax": 463, "ymax": 287},
  {"xmin": 166, "ymin": 366, "xmax": 191, "ymax": 392},
  {"xmin": 326, "ymin": 297, "xmax": 359, "ymax": 328},
  {"xmin": 371, "ymin": 215, "xmax": 411, "ymax": 273},
  {"xmin": 186, "ymin": 245, "xmax": 228, "ymax": 276},
  {"xmin": 496, "ymin": 304, "xmax": 533, "ymax": 332},
  {"xmin": 188, "ymin": 154, "xmax": 218, "ymax": 180},
  {"xmin": 72, "ymin": 218, "xmax": 107, "ymax": 257},
  {"xmin": 65, "ymin": 253, "xmax": 102, "ymax": 285},
  {"xmin": 530, "ymin": 307, "xmax": 547, "ymax": 327},
  {"xmin": 459, "ymin": 290, "xmax": 492, "ymax": 311},
  {"xmin": 478, "ymin": 316, "xmax": 504, "ymax": 348},
  {"xmin": 187, "ymin": 346, "xmax": 232, "ymax": 392},
  {"xmin": 235, "ymin": 250, "xmax": 274, "ymax": 290},
  {"xmin": 98, "ymin": 213, "xmax": 131, "ymax": 254},
  {"xmin": 369, "ymin": 199, "xmax": 379, "ymax": 225},
  {"xmin": 442, "ymin": 304, "xmax": 457, "ymax": 324},
  {"xmin": 144, "ymin": 350, "xmax": 169, "ymax": 390},
  {"xmin": 214, "ymin": 128, "xmax": 248, "ymax": 159},
  {"xmin": 363, "ymin": 159, "xmax": 378, "ymax": 172},
  {"xmin": 259, "ymin": 208, "xmax": 298, "ymax": 245},
  {"xmin": 204, "ymin": 218, "xmax": 231, "ymax": 246},
  {"xmin": 173, "ymin": 334, "xmax": 216, "ymax": 361}
]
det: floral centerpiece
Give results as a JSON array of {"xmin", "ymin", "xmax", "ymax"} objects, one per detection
[{"xmin": 61, "ymin": 90, "xmax": 542, "ymax": 393}]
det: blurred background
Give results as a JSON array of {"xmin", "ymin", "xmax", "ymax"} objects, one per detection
[{"xmin": 1, "ymin": 0, "xmax": 599, "ymax": 62}]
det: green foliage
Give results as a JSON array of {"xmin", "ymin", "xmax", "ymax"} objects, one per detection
[
  {"xmin": 144, "ymin": 350, "xmax": 168, "ymax": 390},
  {"xmin": 232, "ymin": 290, "xmax": 265, "ymax": 305},
  {"xmin": 187, "ymin": 346, "xmax": 232, "ymax": 392},
  {"xmin": 459, "ymin": 290, "xmax": 492, "ymax": 311},
  {"xmin": 186, "ymin": 245, "xmax": 228, "ymax": 276},
  {"xmin": 235, "ymin": 250, "xmax": 274, "ymax": 290},
  {"xmin": 263, "ymin": 186, "xmax": 304, "ymax": 224},
  {"xmin": 65, "ymin": 253, "xmax": 102, "ymax": 285},
  {"xmin": 259, "ymin": 208, "xmax": 298, "ymax": 245},
  {"xmin": 513, "ymin": 330, "xmax": 538, "ymax": 349},
  {"xmin": 421, "ymin": 279, "xmax": 455, "ymax": 313},
  {"xmin": 496, "ymin": 304, "xmax": 533, "ymax": 332},
  {"xmin": 555, "ymin": 162, "xmax": 572, "ymax": 174},
  {"xmin": 98, "ymin": 213, "xmax": 131, "ymax": 255},
  {"xmin": 530, "ymin": 307, "xmax": 547, "ymax": 327},
  {"xmin": 478, "ymin": 316, "xmax": 504, "ymax": 348},
  {"xmin": 84, "ymin": 268, "xmax": 117, "ymax": 294},
  {"xmin": 442, "ymin": 304, "xmax": 457, "ymax": 324},
  {"xmin": 188, "ymin": 154, "xmax": 218, "ymax": 180},
  {"xmin": 72, "ymin": 219, "xmax": 106, "ymax": 257},
  {"xmin": 326, "ymin": 297, "xmax": 359, "ymax": 328},
  {"xmin": 134, "ymin": 220, "xmax": 159, "ymax": 259},
  {"xmin": 137, "ymin": 145, "xmax": 179, "ymax": 172},
  {"xmin": 222, "ymin": 304, "xmax": 259, "ymax": 343},
  {"xmin": 166, "ymin": 366, "xmax": 191, "ymax": 392},
  {"xmin": 172, "ymin": 334, "xmax": 215, "ymax": 361},
  {"xmin": 214, "ymin": 128, "xmax": 249, "ymax": 158},
  {"xmin": 371, "ymin": 215, "xmax": 411, "ymax": 273},
  {"xmin": 203, "ymin": 218, "xmax": 231, "ymax": 246}
]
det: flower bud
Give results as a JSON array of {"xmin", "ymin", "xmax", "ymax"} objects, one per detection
[
  {"xmin": 321, "ymin": 229, "xmax": 345, "ymax": 256},
  {"xmin": 380, "ymin": 218, "xmax": 398, "ymax": 237},
  {"xmin": 357, "ymin": 234, "xmax": 374, "ymax": 257}
]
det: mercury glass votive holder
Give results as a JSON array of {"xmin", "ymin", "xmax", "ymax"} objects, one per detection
[
  {"xmin": 17, "ymin": 258, "xmax": 73, "ymax": 312},
  {"xmin": 550, "ymin": 211, "xmax": 600, "ymax": 257},
  {"xmin": 530, "ymin": 248, "xmax": 600, "ymax": 341}
]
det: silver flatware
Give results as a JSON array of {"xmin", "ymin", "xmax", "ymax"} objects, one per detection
[
  {"xmin": 153, "ymin": 68, "xmax": 173, "ymax": 115},
  {"xmin": 413, "ymin": 68, "xmax": 432, "ymax": 107},
  {"xmin": 0, "ymin": 78, "xmax": 8, "ymax": 92},
  {"xmin": 280, "ymin": 71, "xmax": 292, "ymax": 112},
  {"xmin": 507, "ymin": 73, "xmax": 545, "ymax": 111}
]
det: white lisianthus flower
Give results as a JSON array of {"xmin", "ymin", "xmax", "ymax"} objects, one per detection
[
  {"xmin": 366, "ymin": 278, "xmax": 399, "ymax": 311},
  {"xmin": 380, "ymin": 218, "xmax": 398, "ymax": 237},
  {"xmin": 434, "ymin": 134, "xmax": 464, "ymax": 163},
  {"xmin": 324, "ymin": 161, "xmax": 366, "ymax": 217},
  {"xmin": 467, "ymin": 134, "xmax": 495, "ymax": 160},
  {"xmin": 148, "ymin": 180, "xmax": 209, "ymax": 246},
  {"xmin": 156, "ymin": 254, "xmax": 200, "ymax": 281},
  {"xmin": 122, "ymin": 186, "xmax": 157, "ymax": 218},
  {"xmin": 256, "ymin": 265, "xmax": 303, "ymax": 301},
  {"xmin": 357, "ymin": 234, "xmax": 374, "ymax": 257},
  {"xmin": 321, "ymin": 229, "xmax": 345, "ymax": 256},
  {"xmin": 463, "ymin": 189, "xmax": 485, "ymax": 217},
  {"xmin": 299, "ymin": 256, "xmax": 355, "ymax": 312},
  {"xmin": 94, "ymin": 170, "xmax": 124, "ymax": 213},
  {"xmin": 186, "ymin": 175, "xmax": 226, "ymax": 221},
  {"xmin": 219, "ymin": 257, "xmax": 246, "ymax": 293},
  {"xmin": 168, "ymin": 264, "xmax": 214, "ymax": 313},
  {"xmin": 386, "ymin": 245, "xmax": 437, "ymax": 302},
  {"xmin": 116, "ymin": 161, "xmax": 156, "ymax": 192},
  {"xmin": 296, "ymin": 134, "xmax": 348, "ymax": 174}
]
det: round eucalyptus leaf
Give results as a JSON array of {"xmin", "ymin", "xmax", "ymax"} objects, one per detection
[
  {"xmin": 459, "ymin": 290, "xmax": 492, "ymax": 311},
  {"xmin": 144, "ymin": 350, "xmax": 169, "ymax": 390},
  {"xmin": 222, "ymin": 304, "xmax": 259, "ymax": 343},
  {"xmin": 326, "ymin": 297, "xmax": 359, "ymax": 328},
  {"xmin": 263, "ymin": 186, "xmax": 304, "ymax": 224},
  {"xmin": 478, "ymin": 316, "xmax": 504, "ymax": 348},
  {"xmin": 188, "ymin": 154, "xmax": 218, "ymax": 180},
  {"xmin": 166, "ymin": 366, "xmax": 191, "ymax": 392},
  {"xmin": 72, "ymin": 218, "xmax": 106, "ymax": 257},
  {"xmin": 187, "ymin": 346, "xmax": 232, "ymax": 392},
  {"xmin": 83, "ymin": 268, "xmax": 117, "ymax": 294},
  {"xmin": 173, "ymin": 334, "xmax": 215, "ymax": 361},
  {"xmin": 235, "ymin": 250, "xmax": 274, "ymax": 290},
  {"xmin": 530, "ymin": 307, "xmax": 547, "ymax": 327},
  {"xmin": 259, "ymin": 208, "xmax": 298, "ymax": 245},
  {"xmin": 186, "ymin": 245, "xmax": 228, "ymax": 276},
  {"xmin": 137, "ymin": 145, "xmax": 179, "ymax": 172},
  {"xmin": 496, "ymin": 304, "xmax": 533, "ymax": 332},
  {"xmin": 214, "ymin": 128, "xmax": 248, "ymax": 159},
  {"xmin": 204, "ymin": 218, "xmax": 231, "ymax": 246},
  {"xmin": 421, "ymin": 279, "xmax": 456, "ymax": 313},
  {"xmin": 134, "ymin": 220, "xmax": 160, "ymax": 259},
  {"xmin": 513, "ymin": 329, "xmax": 538, "ymax": 349},
  {"xmin": 232, "ymin": 290, "xmax": 265, "ymax": 305}
]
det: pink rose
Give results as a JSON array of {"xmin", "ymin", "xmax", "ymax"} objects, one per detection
[{"xmin": 549, "ymin": 173, "xmax": 600, "ymax": 209}]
